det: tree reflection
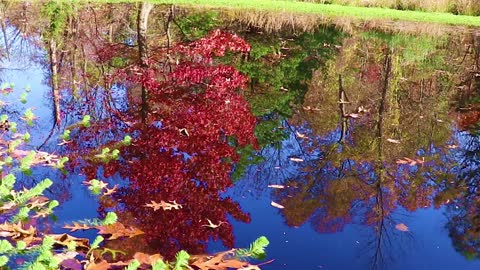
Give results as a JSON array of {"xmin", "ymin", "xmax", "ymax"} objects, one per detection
[
  {"xmin": 67, "ymin": 18, "xmax": 257, "ymax": 258},
  {"xmin": 264, "ymin": 32, "xmax": 467, "ymax": 267}
]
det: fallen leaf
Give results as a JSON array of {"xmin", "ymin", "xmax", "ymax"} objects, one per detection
[
  {"xmin": 345, "ymin": 113, "xmax": 360, "ymax": 118},
  {"xmin": 133, "ymin": 252, "xmax": 163, "ymax": 265},
  {"xmin": 0, "ymin": 222, "xmax": 36, "ymax": 239},
  {"xmin": 85, "ymin": 259, "xmax": 110, "ymax": 270},
  {"xmin": 103, "ymin": 185, "xmax": 118, "ymax": 196},
  {"xmin": 267, "ymin": 185, "xmax": 285, "ymax": 189},
  {"xmin": 395, "ymin": 223, "xmax": 409, "ymax": 232},
  {"xmin": 202, "ymin": 219, "xmax": 225, "ymax": 229},
  {"xmin": 302, "ymin": 106, "xmax": 321, "ymax": 111},
  {"xmin": 53, "ymin": 251, "xmax": 78, "ymax": 263},
  {"xmin": 295, "ymin": 131, "xmax": 308, "ymax": 139},
  {"xmin": 271, "ymin": 201, "xmax": 285, "ymax": 209},
  {"xmin": 64, "ymin": 222, "xmax": 93, "ymax": 232},
  {"xmin": 145, "ymin": 200, "xmax": 182, "ymax": 211},
  {"xmin": 386, "ymin": 138, "xmax": 401, "ymax": 144},
  {"xmin": 50, "ymin": 233, "xmax": 90, "ymax": 249},
  {"xmin": 96, "ymin": 222, "xmax": 144, "ymax": 240},
  {"xmin": 289, "ymin": 157, "xmax": 304, "ymax": 162},
  {"xmin": 191, "ymin": 250, "xmax": 251, "ymax": 270},
  {"xmin": 396, "ymin": 157, "xmax": 424, "ymax": 166}
]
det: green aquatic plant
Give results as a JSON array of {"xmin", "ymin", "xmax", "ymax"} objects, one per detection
[
  {"xmin": 81, "ymin": 114, "xmax": 91, "ymax": 127},
  {"xmin": 122, "ymin": 135, "xmax": 132, "ymax": 146},
  {"xmin": 20, "ymin": 92, "xmax": 27, "ymax": 104},
  {"xmin": 23, "ymin": 108, "xmax": 35, "ymax": 126},
  {"xmin": 60, "ymin": 129, "xmax": 70, "ymax": 140}
]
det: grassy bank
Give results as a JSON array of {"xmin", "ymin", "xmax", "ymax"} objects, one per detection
[
  {"xmin": 302, "ymin": 0, "xmax": 480, "ymax": 16},
  {"xmin": 124, "ymin": 0, "xmax": 480, "ymax": 27}
]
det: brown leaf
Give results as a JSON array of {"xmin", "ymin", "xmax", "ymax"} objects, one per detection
[
  {"xmin": 395, "ymin": 223, "xmax": 409, "ymax": 232},
  {"xmin": 0, "ymin": 222, "xmax": 36, "ymax": 239},
  {"xmin": 85, "ymin": 259, "xmax": 110, "ymax": 270},
  {"xmin": 133, "ymin": 252, "xmax": 163, "ymax": 265},
  {"xmin": 49, "ymin": 233, "xmax": 90, "ymax": 249},
  {"xmin": 64, "ymin": 222, "xmax": 93, "ymax": 232},
  {"xmin": 96, "ymin": 222, "xmax": 144, "ymax": 240},
  {"xmin": 191, "ymin": 250, "xmax": 251, "ymax": 270},
  {"xmin": 28, "ymin": 196, "xmax": 50, "ymax": 209}
]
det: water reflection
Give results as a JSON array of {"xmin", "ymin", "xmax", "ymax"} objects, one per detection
[{"xmin": 2, "ymin": 1, "xmax": 480, "ymax": 268}]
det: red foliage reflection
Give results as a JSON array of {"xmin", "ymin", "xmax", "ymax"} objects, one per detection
[{"xmin": 69, "ymin": 30, "xmax": 256, "ymax": 258}]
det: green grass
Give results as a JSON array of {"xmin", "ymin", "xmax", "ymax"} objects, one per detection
[{"xmin": 104, "ymin": 0, "xmax": 480, "ymax": 27}]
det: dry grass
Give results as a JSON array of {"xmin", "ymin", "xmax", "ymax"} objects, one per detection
[{"xmin": 223, "ymin": 8, "xmax": 473, "ymax": 37}]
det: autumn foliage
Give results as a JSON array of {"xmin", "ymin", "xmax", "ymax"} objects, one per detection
[{"xmin": 71, "ymin": 29, "xmax": 257, "ymax": 258}]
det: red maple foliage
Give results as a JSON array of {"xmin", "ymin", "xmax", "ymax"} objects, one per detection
[{"xmin": 68, "ymin": 30, "xmax": 257, "ymax": 258}]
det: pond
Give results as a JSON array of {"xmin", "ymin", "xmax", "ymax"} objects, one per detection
[{"xmin": 1, "ymin": 1, "xmax": 480, "ymax": 270}]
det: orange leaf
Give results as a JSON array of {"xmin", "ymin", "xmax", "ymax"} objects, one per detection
[
  {"xmin": 96, "ymin": 222, "xmax": 144, "ymax": 240},
  {"xmin": 145, "ymin": 200, "xmax": 182, "ymax": 211}
]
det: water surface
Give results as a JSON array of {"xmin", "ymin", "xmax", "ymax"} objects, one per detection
[{"xmin": 2, "ymin": 2, "xmax": 480, "ymax": 269}]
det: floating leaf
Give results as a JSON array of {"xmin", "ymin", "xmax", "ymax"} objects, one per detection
[
  {"xmin": 295, "ymin": 131, "xmax": 308, "ymax": 139},
  {"xmin": 270, "ymin": 201, "xmax": 284, "ymax": 209},
  {"xmin": 289, "ymin": 157, "xmax": 304, "ymax": 162},
  {"xmin": 63, "ymin": 222, "xmax": 93, "ymax": 232},
  {"xmin": 395, "ymin": 223, "xmax": 409, "ymax": 232},
  {"xmin": 145, "ymin": 200, "xmax": 182, "ymax": 211},
  {"xmin": 386, "ymin": 138, "xmax": 401, "ymax": 144},
  {"xmin": 191, "ymin": 250, "xmax": 254, "ymax": 270},
  {"xmin": 96, "ymin": 222, "xmax": 144, "ymax": 240},
  {"xmin": 396, "ymin": 157, "xmax": 424, "ymax": 166},
  {"xmin": 49, "ymin": 234, "xmax": 89, "ymax": 249},
  {"xmin": 345, "ymin": 113, "xmax": 360, "ymax": 118},
  {"xmin": 201, "ymin": 219, "xmax": 225, "ymax": 229}
]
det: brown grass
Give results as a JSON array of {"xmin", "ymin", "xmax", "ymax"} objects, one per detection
[{"xmin": 222, "ymin": 8, "xmax": 473, "ymax": 37}]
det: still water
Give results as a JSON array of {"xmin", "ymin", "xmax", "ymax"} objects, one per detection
[{"xmin": 1, "ymin": 2, "xmax": 480, "ymax": 269}]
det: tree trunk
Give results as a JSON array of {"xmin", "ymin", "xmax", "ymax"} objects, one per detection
[
  {"xmin": 49, "ymin": 38, "xmax": 61, "ymax": 126},
  {"xmin": 137, "ymin": 1, "xmax": 153, "ymax": 123}
]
